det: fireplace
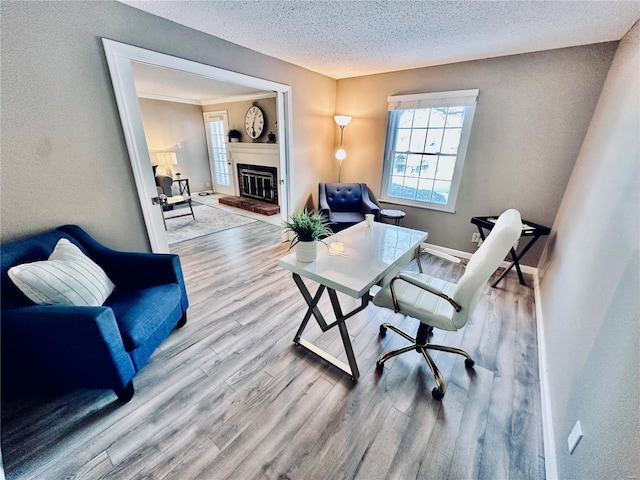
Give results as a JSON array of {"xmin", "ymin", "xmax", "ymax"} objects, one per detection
[{"xmin": 237, "ymin": 164, "xmax": 278, "ymax": 205}]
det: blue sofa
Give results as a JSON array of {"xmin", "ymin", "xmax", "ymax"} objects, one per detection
[
  {"xmin": 0, "ymin": 225, "xmax": 189, "ymax": 402},
  {"xmin": 319, "ymin": 183, "xmax": 380, "ymax": 232}
]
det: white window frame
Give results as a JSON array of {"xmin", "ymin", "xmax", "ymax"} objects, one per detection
[{"xmin": 380, "ymin": 89, "xmax": 479, "ymax": 213}]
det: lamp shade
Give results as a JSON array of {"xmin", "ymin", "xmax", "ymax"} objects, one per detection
[
  {"xmin": 334, "ymin": 115, "xmax": 352, "ymax": 126},
  {"xmin": 155, "ymin": 152, "xmax": 178, "ymax": 166}
]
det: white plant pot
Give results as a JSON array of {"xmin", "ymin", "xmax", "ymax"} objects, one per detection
[{"xmin": 296, "ymin": 240, "xmax": 318, "ymax": 263}]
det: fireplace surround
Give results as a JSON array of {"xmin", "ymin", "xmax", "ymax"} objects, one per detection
[{"xmin": 237, "ymin": 163, "xmax": 278, "ymax": 205}]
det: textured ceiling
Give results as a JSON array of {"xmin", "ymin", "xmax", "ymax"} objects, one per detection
[{"xmin": 121, "ymin": 0, "xmax": 640, "ymax": 79}]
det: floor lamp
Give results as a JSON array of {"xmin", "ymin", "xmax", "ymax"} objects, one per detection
[{"xmin": 334, "ymin": 115, "xmax": 351, "ymax": 182}]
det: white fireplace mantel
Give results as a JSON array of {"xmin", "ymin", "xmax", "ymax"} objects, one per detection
[{"xmin": 227, "ymin": 142, "xmax": 279, "ymax": 168}]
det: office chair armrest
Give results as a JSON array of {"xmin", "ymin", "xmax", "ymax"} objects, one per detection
[
  {"xmin": 420, "ymin": 247, "xmax": 461, "ymax": 264},
  {"xmin": 390, "ymin": 273, "xmax": 462, "ymax": 312}
]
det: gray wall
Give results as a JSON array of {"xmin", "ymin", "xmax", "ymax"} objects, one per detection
[
  {"xmin": 335, "ymin": 44, "xmax": 617, "ymax": 265},
  {"xmin": 537, "ymin": 21, "xmax": 639, "ymax": 479},
  {"xmin": 1, "ymin": 1, "xmax": 336, "ymax": 250},
  {"xmin": 138, "ymin": 98, "xmax": 211, "ymax": 193}
]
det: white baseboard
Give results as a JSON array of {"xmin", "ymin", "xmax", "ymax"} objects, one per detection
[
  {"xmin": 422, "ymin": 242, "xmax": 538, "ymax": 276},
  {"xmin": 533, "ymin": 271, "xmax": 558, "ymax": 480},
  {"xmin": 422, "ymin": 243, "xmax": 557, "ymax": 479}
]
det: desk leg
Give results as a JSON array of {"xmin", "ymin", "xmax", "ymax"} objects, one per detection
[{"xmin": 291, "ymin": 273, "xmax": 368, "ymax": 380}]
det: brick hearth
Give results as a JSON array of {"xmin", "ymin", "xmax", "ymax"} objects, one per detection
[{"xmin": 218, "ymin": 196, "xmax": 281, "ymax": 216}]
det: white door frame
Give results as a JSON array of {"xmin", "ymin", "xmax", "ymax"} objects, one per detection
[
  {"xmin": 102, "ymin": 38, "xmax": 293, "ymax": 253},
  {"xmin": 203, "ymin": 110, "xmax": 236, "ymax": 196}
]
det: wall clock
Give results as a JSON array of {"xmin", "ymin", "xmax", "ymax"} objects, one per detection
[{"xmin": 244, "ymin": 103, "xmax": 265, "ymax": 141}]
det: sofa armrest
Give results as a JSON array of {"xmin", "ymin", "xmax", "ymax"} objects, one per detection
[
  {"xmin": 360, "ymin": 186, "xmax": 381, "ymax": 220},
  {"xmin": 318, "ymin": 183, "xmax": 331, "ymax": 217},
  {"xmin": 57, "ymin": 225, "xmax": 188, "ymax": 308},
  {"xmin": 1, "ymin": 306, "xmax": 136, "ymax": 391}
]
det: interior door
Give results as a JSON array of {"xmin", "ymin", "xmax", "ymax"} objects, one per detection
[{"xmin": 203, "ymin": 111, "xmax": 235, "ymax": 196}]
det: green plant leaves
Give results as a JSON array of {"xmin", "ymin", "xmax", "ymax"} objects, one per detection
[{"xmin": 282, "ymin": 209, "xmax": 333, "ymax": 248}]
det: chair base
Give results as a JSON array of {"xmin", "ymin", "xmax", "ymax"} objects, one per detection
[{"xmin": 377, "ymin": 323, "xmax": 474, "ymax": 399}]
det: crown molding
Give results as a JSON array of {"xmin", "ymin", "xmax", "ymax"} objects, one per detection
[
  {"xmin": 136, "ymin": 92, "xmax": 202, "ymax": 105},
  {"xmin": 201, "ymin": 91, "xmax": 277, "ymax": 106},
  {"xmin": 137, "ymin": 90, "xmax": 276, "ymax": 106}
]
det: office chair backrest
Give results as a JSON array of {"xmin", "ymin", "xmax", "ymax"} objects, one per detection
[{"xmin": 451, "ymin": 209, "xmax": 522, "ymax": 329}]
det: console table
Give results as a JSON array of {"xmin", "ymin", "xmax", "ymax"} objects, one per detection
[
  {"xmin": 278, "ymin": 221, "xmax": 428, "ymax": 380},
  {"xmin": 471, "ymin": 215, "xmax": 550, "ymax": 287}
]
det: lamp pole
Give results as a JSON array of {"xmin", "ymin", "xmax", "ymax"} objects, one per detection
[{"xmin": 334, "ymin": 115, "xmax": 351, "ymax": 182}]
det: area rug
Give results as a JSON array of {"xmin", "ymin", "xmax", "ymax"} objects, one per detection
[{"xmin": 164, "ymin": 202, "xmax": 257, "ymax": 245}]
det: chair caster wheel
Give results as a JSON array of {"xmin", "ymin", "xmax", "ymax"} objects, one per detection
[
  {"xmin": 379, "ymin": 325, "xmax": 387, "ymax": 336},
  {"xmin": 376, "ymin": 360, "xmax": 385, "ymax": 372},
  {"xmin": 431, "ymin": 387, "xmax": 444, "ymax": 400},
  {"xmin": 465, "ymin": 358, "xmax": 475, "ymax": 369}
]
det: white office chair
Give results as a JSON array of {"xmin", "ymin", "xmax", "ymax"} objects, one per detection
[{"xmin": 372, "ymin": 209, "xmax": 523, "ymax": 399}]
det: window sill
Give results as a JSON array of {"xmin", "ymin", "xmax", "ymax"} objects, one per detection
[{"xmin": 378, "ymin": 197, "xmax": 456, "ymax": 214}]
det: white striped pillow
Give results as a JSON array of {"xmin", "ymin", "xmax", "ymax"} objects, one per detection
[{"xmin": 8, "ymin": 238, "xmax": 115, "ymax": 306}]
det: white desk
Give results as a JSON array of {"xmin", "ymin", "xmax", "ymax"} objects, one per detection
[{"xmin": 278, "ymin": 221, "xmax": 428, "ymax": 379}]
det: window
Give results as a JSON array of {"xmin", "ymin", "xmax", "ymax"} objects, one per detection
[{"xmin": 380, "ymin": 89, "xmax": 479, "ymax": 212}]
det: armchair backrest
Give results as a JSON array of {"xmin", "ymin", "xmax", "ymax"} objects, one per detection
[
  {"xmin": 321, "ymin": 183, "xmax": 365, "ymax": 212},
  {"xmin": 451, "ymin": 209, "xmax": 522, "ymax": 329},
  {"xmin": 155, "ymin": 175, "xmax": 173, "ymax": 197},
  {"xmin": 0, "ymin": 230, "xmax": 78, "ymax": 309}
]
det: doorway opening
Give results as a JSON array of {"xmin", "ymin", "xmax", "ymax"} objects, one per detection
[{"xmin": 103, "ymin": 39, "xmax": 292, "ymax": 253}]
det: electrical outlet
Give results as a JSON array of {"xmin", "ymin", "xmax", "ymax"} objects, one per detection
[
  {"xmin": 206, "ymin": 181, "xmax": 211, "ymax": 188},
  {"xmin": 568, "ymin": 420, "xmax": 583, "ymax": 454},
  {"xmin": 471, "ymin": 233, "xmax": 480, "ymax": 243}
]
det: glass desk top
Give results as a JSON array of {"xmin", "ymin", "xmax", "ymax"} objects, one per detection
[{"xmin": 278, "ymin": 221, "xmax": 428, "ymax": 298}]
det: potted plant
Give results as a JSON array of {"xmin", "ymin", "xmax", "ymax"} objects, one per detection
[
  {"xmin": 282, "ymin": 209, "xmax": 333, "ymax": 262},
  {"xmin": 228, "ymin": 129, "xmax": 242, "ymax": 142}
]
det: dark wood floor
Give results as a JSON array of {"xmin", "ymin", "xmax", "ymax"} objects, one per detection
[{"xmin": 1, "ymin": 221, "xmax": 545, "ymax": 479}]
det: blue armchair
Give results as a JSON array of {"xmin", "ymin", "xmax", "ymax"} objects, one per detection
[
  {"xmin": 319, "ymin": 183, "xmax": 380, "ymax": 232},
  {"xmin": 0, "ymin": 225, "xmax": 189, "ymax": 402}
]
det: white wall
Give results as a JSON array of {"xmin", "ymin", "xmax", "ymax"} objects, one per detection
[
  {"xmin": 537, "ymin": 21, "xmax": 639, "ymax": 479},
  {"xmin": 138, "ymin": 98, "xmax": 211, "ymax": 193}
]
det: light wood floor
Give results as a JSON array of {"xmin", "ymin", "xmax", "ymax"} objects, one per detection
[{"xmin": 1, "ymin": 221, "xmax": 545, "ymax": 479}]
